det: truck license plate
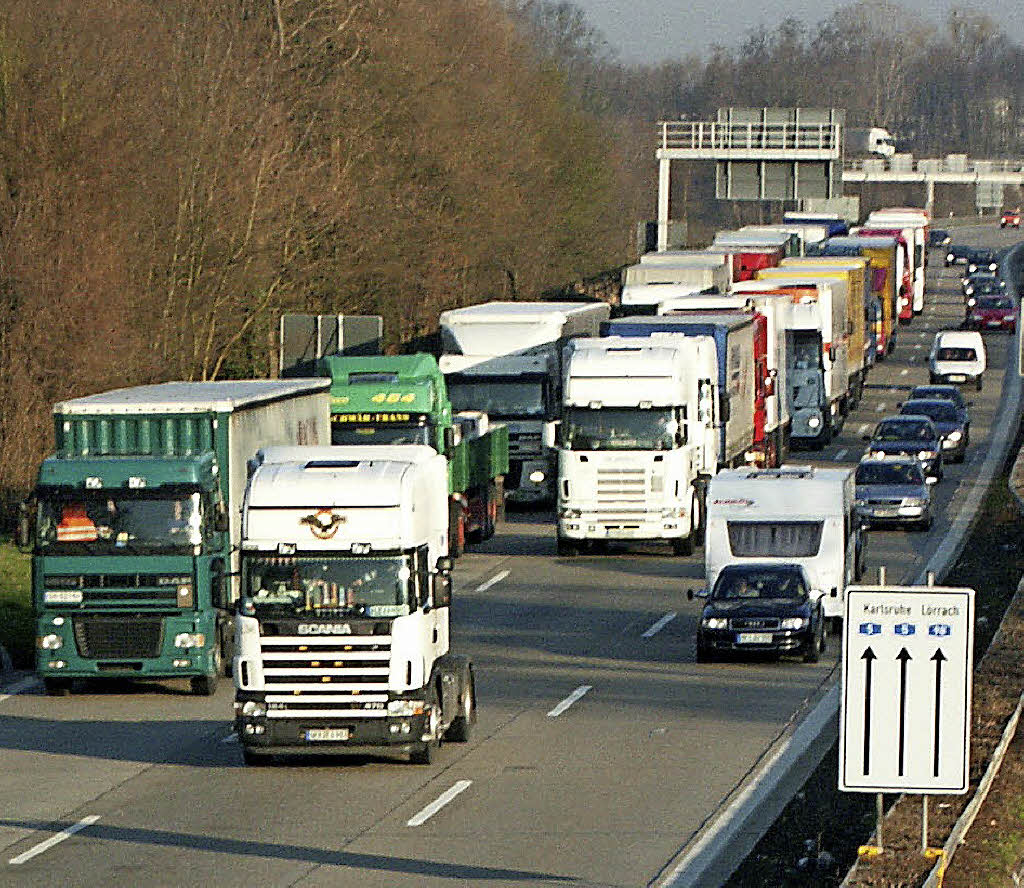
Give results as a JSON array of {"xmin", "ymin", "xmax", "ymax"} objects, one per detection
[
  {"xmin": 948, "ymin": 374, "xmax": 966, "ymax": 382},
  {"xmin": 736, "ymin": 632, "xmax": 773, "ymax": 644},
  {"xmin": 305, "ymin": 728, "xmax": 350, "ymax": 742}
]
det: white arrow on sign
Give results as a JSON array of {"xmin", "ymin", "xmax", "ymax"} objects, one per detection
[{"xmin": 840, "ymin": 585, "xmax": 974, "ymax": 794}]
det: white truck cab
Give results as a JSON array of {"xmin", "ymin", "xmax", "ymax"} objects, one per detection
[
  {"xmin": 557, "ymin": 336, "xmax": 718, "ymax": 556},
  {"xmin": 705, "ymin": 466, "xmax": 862, "ymax": 623},
  {"xmin": 233, "ymin": 445, "xmax": 474, "ymax": 764}
]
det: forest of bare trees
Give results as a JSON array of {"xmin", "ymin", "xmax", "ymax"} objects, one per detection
[{"xmin": 0, "ymin": 0, "xmax": 1022, "ymax": 509}]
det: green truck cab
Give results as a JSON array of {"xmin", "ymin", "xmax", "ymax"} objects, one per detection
[
  {"xmin": 316, "ymin": 354, "xmax": 509, "ymax": 554},
  {"xmin": 21, "ymin": 381, "xmax": 330, "ymax": 696}
]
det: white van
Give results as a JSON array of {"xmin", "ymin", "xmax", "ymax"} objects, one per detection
[
  {"xmin": 705, "ymin": 466, "xmax": 861, "ymax": 623},
  {"xmin": 929, "ymin": 330, "xmax": 986, "ymax": 391}
]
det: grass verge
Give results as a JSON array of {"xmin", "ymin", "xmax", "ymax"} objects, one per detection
[{"xmin": 0, "ymin": 537, "xmax": 32, "ymax": 669}]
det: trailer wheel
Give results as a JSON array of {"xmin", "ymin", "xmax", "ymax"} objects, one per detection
[{"xmin": 445, "ymin": 667, "xmax": 475, "ymax": 743}]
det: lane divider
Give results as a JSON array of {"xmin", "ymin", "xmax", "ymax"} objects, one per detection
[
  {"xmin": 547, "ymin": 685, "xmax": 592, "ymax": 717},
  {"xmin": 9, "ymin": 816, "xmax": 101, "ymax": 865},
  {"xmin": 0, "ymin": 677, "xmax": 40, "ymax": 704},
  {"xmin": 407, "ymin": 781, "xmax": 472, "ymax": 827},
  {"xmin": 642, "ymin": 613, "xmax": 677, "ymax": 638},
  {"xmin": 474, "ymin": 570, "xmax": 509, "ymax": 594},
  {"xmin": 833, "ymin": 449, "xmax": 848, "ymax": 462}
]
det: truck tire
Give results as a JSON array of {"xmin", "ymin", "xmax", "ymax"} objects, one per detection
[
  {"xmin": 448, "ymin": 503, "xmax": 464, "ymax": 558},
  {"xmin": 191, "ymin": 644, "xmax": 221, "ymax": 696},
  {"xmin": 671, "ymin": 534, "xmax": 693, "ymax": 556},
  {"xmin": 242, "ymin": 748, "xmax": 273, "ymax": 767},
  {"xmin": 43, "ymin": 678, "xmax": 72, "ymax": 697},
  {"xmin": 410, "ymin": 692, "xmax": 441, "ymax": 764},
  {"xmin": 556, "ymin": 535, "xmax": 576, "ymax": 557},
  {"xmin": 445, "ymin": 666, "xmax": 475, "ymax": 743}
]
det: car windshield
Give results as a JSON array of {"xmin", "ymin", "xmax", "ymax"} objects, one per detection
[
  {"xmin": 856, "ymin": 463, "xmax": 925, "ymax": 485},
  {"xmin": 562, "ymin": 407, "xmax": 677, "ymax": 451},
  {"xmin": 977, "ymin": 296, "xmax": 1013, "ymax": 309},
  {"xmin": 875, "ymin": 420, "xmax": 933, "ymax": 441},
  {"xmin": 37, "ymin": 492, "xmax": 204, "ymax": 553},
  {"xmin": 937, "ymin": 347, "xmax": 977, "ymax": 361},
  {"xmin": 902, "ymin": 402, "xmax": 956, "ymax": 422},
  {"xmin": 712, "ymin": 569, "xmax": 808, "ymax": 600},
  {"xmin": 245, "ymin": 554, "xmax": 413, "ymax": 618}
]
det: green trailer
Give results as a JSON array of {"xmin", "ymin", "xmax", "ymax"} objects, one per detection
[
  {"xmin": 316, "ymin": 354, "xmax": 509, "ymax": 555},
  {"xmin": 21, "ymin": 380, "xmax": 330, "ymax": 695}
]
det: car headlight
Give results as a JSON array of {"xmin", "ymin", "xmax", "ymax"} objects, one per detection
[
  {"xmin": 947, "ymin": 430, "xmax": 962, "ymax": 442},
  {"xmin": 529, "ymin": 470, "xmax": 546, "ymax": 484},
  {"xmin": 173, "ymin": 632, "xmax": 206, "ymax": 649},
  {"xmin": 946, "ymin": 253, "xmax": 954, "ymax": 262},
  {"xmin": 918, "ymin": 450, "xmax": 936, "ymax": 460},
  {"xmin": 969, "ymin": 264, "xmax": 978, "ymax": 273},
  {"xmin": 902, "ymin": 497, "xmax": 927, "ymax": 507},
  {"xmin": 388, "ymin": 699, "xmax": 425, "ymax": 716},
  {"xmin": 37, "ymin": 634, "xmax": 63, "ymax": 650},
  {"xmin": 701, "ymin": 617, "xmax": 728, "ymax": 630},
  {"xmin": 241, "ymin": 701, "xmax": 266, "ymax": 717},
  {"xmin": 990, "ymin": 263, "xmax": 998, "ymax": 271},
  {"xmin": 807, "ymin": 415, "xmax": 821, "ymax": 429},
  {"xmin": 780, "ymin": 617, "xmax": 807, "ymax": 630}
]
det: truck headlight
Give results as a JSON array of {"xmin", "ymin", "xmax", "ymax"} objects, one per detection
[
  {"xmin": 174, "ymin": 632, "xmax": 206, "ymax": 649},
  {"xmin": 807, "ymin": 415, "xmax": 821, "ymax": 429},
  {"xmin": 529, "ymin": 470, "xmax": 546, "ymax": 484},
  {"xmin": 37, "ymin": 634, "xmax": 63, "ymax": 650},
  {"xmin": 388, "ymin": 699, "xmax": 425, "ymax": 717},
  {"xmin": 241, "ymin": 701, "xmax": 266, "ymax": 717},
  {"xmin": 701, "ymin": 617, "xmax": 727, "ymax": 630},
  {"xmin": 780, "ymin": 617, "xmax": 807, "ymax": 630}
]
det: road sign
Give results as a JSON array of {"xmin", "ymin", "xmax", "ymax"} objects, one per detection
[{"xmin": 840, "ymin": 585, "xmax": 974, "ymax": 794}]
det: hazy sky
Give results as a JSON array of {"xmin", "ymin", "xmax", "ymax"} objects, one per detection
[{"xmin": 573, "ymin": 0, "xmax": 1024, "ymax": 63}]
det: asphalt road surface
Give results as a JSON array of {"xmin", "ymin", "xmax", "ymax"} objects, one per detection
[{"xmin": 0, "ymin": 221, "xmax": 1020, "ymax": 888}]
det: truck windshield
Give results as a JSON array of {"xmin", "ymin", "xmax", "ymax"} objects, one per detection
[
  {"xmin": 331, "ymin": 422, "xmax": 431, "ymax": 447},
  {"xmin": 245, "ymin": 554, "xmax": 412, "ymax": 618},
  {"xmin": 562, "ymin": 407, "xmax": 675, "ymax": 451},
  {"xmin": 726, "ymin": 521, "xmax": 824, "ymax": 557},
  {"xmin": 791, "ymin": 332, "xmax": 822, "ymax": 370},
  {"xmin": 446, "ymin": 377, "xmax": 546, "ymax": 419},
  {"xmin": 37, "ymin": 492, "xmax": 203, "ymax": 553}
]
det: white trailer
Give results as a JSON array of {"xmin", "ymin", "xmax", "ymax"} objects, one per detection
[
  {"xmin": 846, "ymin": 126, "xmax": 896, "ymax": 158},
  {"xmin": 438, "ymin": 301, "xmax": 609, "ymax": 504},
  {"xmin": 865, "ymin": 209, "xmax": 929, "ymax": 314},
  {"xmin": 621, "ymin": 260, "xmax": 731, "ymax": 305},
  {"xmin": 234, "ymin": 444, "xmax": 474, "ymax": 764},
  {"xmin": 739, "ymin": 224, "xmax": 830, "ymax": 255},
  {"xmin": 705, "ymin": 466, "xmax": 861, "ymax": 622},
  {"xmin": 662, "ymin": 290, "xmax": 793, "ymax": 466},
  {"xmin": 557, "ymin": 336, "xmax": 718, "ymax": 556}
]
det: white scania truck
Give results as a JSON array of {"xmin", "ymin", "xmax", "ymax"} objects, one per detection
[
  {"xmin": 705, "ymin": 466, "xmax": 862, "ymax": 625},
  {"xmin": 556, "ymin": 335, "xmax": 719, "ymax": 556},
  {"xmin": 438, "ymin": 301, "xmax": 609, "ymax": 505},
  {"xmin": 233, "ymin": 445, "xmax": 474, "ymax": 764}
]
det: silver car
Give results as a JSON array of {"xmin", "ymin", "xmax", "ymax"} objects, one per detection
[{"xmin": 855, "ymin": 455, "xmax": 936, "ymax": 531}]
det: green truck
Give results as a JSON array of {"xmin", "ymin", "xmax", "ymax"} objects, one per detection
[
  {"xmin": 316, "ymin": 354, "xmax": 509, "ymax": 555},
  {"xmin": 20, "ymin": 380, "xmax": 330, "ymax": 695}
]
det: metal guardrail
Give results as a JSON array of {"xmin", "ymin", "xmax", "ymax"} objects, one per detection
[
  {"xmin": 658, "ymin": 121, "xmax": 840, "ymax": 152},
  {"xmin": 845, "ymin": 158, "xmax": 1024, "ymax": 174}
]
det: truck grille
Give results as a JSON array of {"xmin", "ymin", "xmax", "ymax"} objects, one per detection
[
  {"xmin": 73, "ymin": 615, "xmax": 164, "ymax": 659},
  {"xmin": 44, "ymin": 574, "xmax": 187, "ymax": 609},
  {"xmin": 596, "ymin": 469, "xmax": 647, "ymax": 504},
  {"xmin": 259, "ymin": 630, "xmax": 392, "ymax": 718}
]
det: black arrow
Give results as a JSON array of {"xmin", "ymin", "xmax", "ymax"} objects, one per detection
[
  {"xmin": 897, "ymin": 648, "xmax": 912, "ymax": 776},
  {"xmin": 862, "ymin": 647, "xmax": 877, "ymax": 775},
  {"xmin": 932, "ymin": 648, "xmax": 947, "ymax": 777}
]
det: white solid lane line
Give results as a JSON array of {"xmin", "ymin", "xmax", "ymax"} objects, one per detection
[
  {"xmin": 547, "ymin": 685, "xmax": 592, "ymax": 717},
  {"xmin": 220, "ymin": 734, "xmax": 239, "ymax": 745},
  {"xmin": 0, "ymin": 677, "xmax": 40, "ymax": 704},
  {"xmin": 876, "ymin": 403, "xmax": 886, "ymax": 412},
  {"xmin": 900, "ymin": 369, "xmax": 909, "ymax": 376},
  {"xmin": 834, "ymin": 449, "xmax": 848, "ymax": 461},
  {"xmin": 407, "ymin": 781, "xmax": 472, "ymax": 827},
  {"xmin": 474, "ymin": 570, "xmax": 509, "ymax": 594},
  {"xmin": 858, "ymin": 423, "xmax": 871, "ymax": 436},
  {"xmin": 9, "ymin": 816, "xmax": 101, "ymax": 865},
  {"xmin": 642, "ymin": 612, "xmax": 677, "ymax": 638}
]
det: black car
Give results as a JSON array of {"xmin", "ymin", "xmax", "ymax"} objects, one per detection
[
  {"xmin": 908, "ymin": 385, "xmax": 970, "ymax": 427},
  {"xmin": 928, "ymin": 229, "xmax": 951, "ymax": 248},
  {"xmin": 863, "ymin": 416, "xmax": 944, "ymax": 479},
  {"xmin": 689, "ymin": 564, "xmax": 826, "ymax": 663},
  {"xmin": 966, "ymin": 248, "xmax": 999, "ymax": 275},
  {"xmin": 898, "ymin": 398, "xmax": 968, "ymax": 463},
  {"xmin": 945, "ymin": 244, "xmax": 972, "ymax": 267}
]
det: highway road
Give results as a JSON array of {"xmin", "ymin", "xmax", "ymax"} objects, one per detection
[{"xmin": 0, "ymin": 221, "xmax": 1021, "ymax": 888}]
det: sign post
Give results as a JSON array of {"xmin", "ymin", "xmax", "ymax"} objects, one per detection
[{"xmin": 840, "ymin": 583, "xmax": 974, "ymax": 795}]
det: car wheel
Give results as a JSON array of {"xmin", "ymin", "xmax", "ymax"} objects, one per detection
[
  {"xmin": 803, "ymin": 623, "xmax": 822, "ymax": 664},
  {"xmin": 918, "ymin": 514, "xmax": 933, "ymax": 532},
  {"xmin": 695, "ymin": 643, "xmax": 714, "ymax": 664},
  {"xmin": 975, "ymin": 376, "xmax": 983, "ymax": 391}
]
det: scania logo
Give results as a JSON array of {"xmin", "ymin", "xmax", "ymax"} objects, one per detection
[
  {"xmin": 300, "ymin": 509, "xmax": 345, "ymax": 540},
  {"xmin": 297, "ymin": 623, "xmax": 352, "ymax": 635}
]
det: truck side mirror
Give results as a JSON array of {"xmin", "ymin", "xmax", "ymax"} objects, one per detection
[
  {"xmin": 214, "ymin": 502, "xmax": 229, "ymax": 533},
  {"xmin": 16, "ymin": 501, "xmax": 33, "ymax": 551}
]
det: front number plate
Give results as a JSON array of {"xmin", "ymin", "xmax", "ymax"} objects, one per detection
[
  {"xmin": 736, "ymin": 632, "xmax": 773, "ymax": 644},
  {"xmin": 305, "ymin": 728, "xmax": 350, "ymax": 742},
  {"xmin": 948, "ymin": 374, "xmax": 967, "ymax": 382}
]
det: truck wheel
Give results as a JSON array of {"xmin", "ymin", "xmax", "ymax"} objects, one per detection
[
  {"xmin": 43, "ymin": 678, "xmax": 72, "ymax": 697},
  {"xmin": 448, "ymin": 504, "xmax": 464, "ymax": 558},
  {"xmin": 242, "ymin": 748, "xmax": 273, "ymax": 767},
  {"xmin": 410, "ymin": 699, "xmax": 441, "ymax": 764},
  {"xmin": 445, "ymin": 668, "xmax": 475, "ymax": 743},
  {"xmin": 975, "ymin": 376, "xmax": 983, "ymax": 392},
  {"xmin": 556, "ymin": 535, "xmax": 576, "ymax": 557},
  {"xmin": 191, "ymin": 643, "xmax": 221, "ymax": 696},
  {"xmin": 671, "ymin": 534, "xmax": 693, "ymax": 556}
]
